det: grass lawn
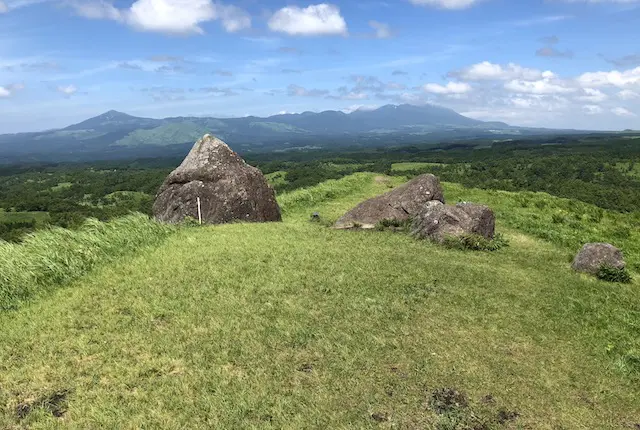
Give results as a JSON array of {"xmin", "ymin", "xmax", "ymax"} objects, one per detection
[{"xmin": 0, "ymin": 174, "xmax": 638, "ymax": 429}]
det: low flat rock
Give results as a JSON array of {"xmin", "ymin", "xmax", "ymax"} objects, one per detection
[
  {"xmin": 153, "ymin": 134, "xmax": 281, "ymax": 224},
  {"xmin": 411, "ymin": 201, "xmax": 495, "ymax": 243},
  {"xmin": 334, "ymin": 174, "xmax": 444, "ymax": 229},
  {"xmin": 572, "ymin": 243, "xmax": 625, "ymax": 275}
]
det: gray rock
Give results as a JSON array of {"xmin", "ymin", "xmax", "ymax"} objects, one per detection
[
  {"xmin": 456, "ymin": 202, "xmax": 496, "ymax": 239},
  {"xmin": 572, "ymin": 243, "xmax": 626, "ymax": 275},
  {"xmin": 334, "ymin": 174, "xmax": 444, "ymax": 229},
  {"xmin": 411, "ymin": 201, "xmax": 495, "ymax": 243},
  {"xmin": 153, "ymin": 134, "xmax": 281, "ymax": 224}
]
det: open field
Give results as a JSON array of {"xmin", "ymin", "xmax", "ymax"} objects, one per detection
[{"xmin": 1, "ymin": 174, "xmax": 638, "ymax": 429}]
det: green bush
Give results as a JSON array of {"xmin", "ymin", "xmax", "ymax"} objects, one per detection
[
  {"xmin": 442, "ymin": 233, "xmax": 509, "ymax": 252},
  {"xmin": 596, "ymin": 264, "xmax": 633, "ymax": 284}
]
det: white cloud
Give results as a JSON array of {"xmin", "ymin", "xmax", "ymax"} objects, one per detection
[
  {"xmin": 369, "ymin": 20, "xmax": 392, "ymax": 38},
  {"xmin": 57, "ymin": 84, "xmax": 78, "ymax": 96},
  {"xmin": 268, "ymin": 4, "xmax": 347, "ymax": 36},
  {"xmin": 0, "ymin": 83, "xmax": 24, "ymax": 98},
  {"xmin": 618, "ymin": 89, "xmax": 640, "ymax": 100},
  {"xmin": 69, "ymin": 0, "xmax": 250, "ymax": 35},
  {"xmin": 342, "ymin": 104, "xmax": 379, "ymax": 113},
  {"xmin": 0, "ymin": 1, "xmax": 8, "ymax": 13},
  {"xmin": 408, "ymin": 0, "xmax": 481, "ymax": 9},
  {"xmin": 577, "ymin": 88, "xmax": 608, "ymax": 103},
  {"xmin": 423, "ymin": 81, "xmax": 472, "ymax": 94},
  {"xmin": 583, "ymin": 105, "xmax": 603, "ymax": 115},
  {"xmin": 505, "ymin": 78, "xmax": 574, "ymax": 95},
  {"xmin": 577, "ymin": 66, "xmax": 640, "ymax": 88},
  {"xmin": 70, "ymin": 0, "xmax": 121, "ymax": 20},
  {"xmin": 452, "ymin": 61, "xmax": 544, "ymax": 81},
  {"xmin": 611, "ymin": 107, "xmax": 636, "ymax": 117}
]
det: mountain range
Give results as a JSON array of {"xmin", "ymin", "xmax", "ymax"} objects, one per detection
[{"xmin": 0, "ymin": 104, "xmax": 593, "ymax": 163}]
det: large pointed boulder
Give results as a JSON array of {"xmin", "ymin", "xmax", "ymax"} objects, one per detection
[
  {"xmin": 153, "ymin": 134, "xmax": 281, "ymax": 224},
  {"xmin": 334, "ymin": 174, "xmax": 444, "ymax": 229}
]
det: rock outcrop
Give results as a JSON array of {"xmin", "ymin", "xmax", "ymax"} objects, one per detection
[
  {"xmin": 334, "ymin": 174, "xmax": 444, "ymax": 229},
  {"xmin": 153, "ymin": 134, "xmax": 281, "ymax": 224},
  {"xmin": 572, "ymin": 243, "xmax": 626, "ymax": 275},
  {"xmin": 411, "ymin": 201, "xmax": 495, "ymax": 243}
]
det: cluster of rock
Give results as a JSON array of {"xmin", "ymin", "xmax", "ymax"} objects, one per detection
[
  {"xmin": 151, "ymin": 136, "xmax": 628, "ymax": 281},
  {"xmin": 153, "ymin": 134, "xmax": 281, "ymax": 224},
  {"xmin": 335, "ymin": 174, "xmax": 496, "ymax": 242}
]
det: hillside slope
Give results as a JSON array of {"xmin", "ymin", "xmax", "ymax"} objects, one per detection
[{"xmin": 0, "ymin": 174, "xmax": 638, "ymax": 429}]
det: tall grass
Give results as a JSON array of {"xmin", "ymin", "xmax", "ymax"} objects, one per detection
[{"xmin": 0, "ymin": 213, "xmax": 174, "ymax": 311}]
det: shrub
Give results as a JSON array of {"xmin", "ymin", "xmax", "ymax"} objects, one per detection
[
  {"xmin": 375, "ymin": 218, "xmax": 412, "ymax": 232},
  {"xmin": 551, "ymin": 212, "xmax": 567, "ymax": 224},
  {"xmin": 596, "ymin": 264, "xmax": 633, "ymax": 284},
  {"xmin": 442, "ymin": 233, "xmax": 509, "ymax": 252}
]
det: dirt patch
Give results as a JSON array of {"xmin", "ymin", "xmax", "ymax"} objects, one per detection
[
  {"xmin": 480, "ymin": 394, "xmax": 496, "ymax": 405},
  {"xmin": 16, "ymin": 389, "xmax": 70, "ymax": 420},
  {"xmin": 429, "ymin": 388, "xmax": 469, "ymax": 414},
  {"xmin": 496, "ymin": 409, "xmax": 520, "ymax": 424},
  {"xmin": 371, "ymin": 412, "xmax": 390, "ymax": 422},
  {"xmin": 298, "ymin": 363, "xmax": 314, "ymax": 373}
]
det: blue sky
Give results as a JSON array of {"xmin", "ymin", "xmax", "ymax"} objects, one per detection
[{"xmin": 1, "ymin": 0, "xmax": 639, "ymax": 133}]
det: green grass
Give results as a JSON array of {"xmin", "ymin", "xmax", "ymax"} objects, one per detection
[
  {"xmin": 265, "ymin": 171, "xmax": 289, "ymax": 188},
  {"xmin": 444, "ymin": 183, "xmax": 640, "ymax": 271},
  {"xmin": 0, "ymin": 174, "xmax": 639, "ymax": 429},
  {"xmin": 391, "ymin": 162, "xmax": 446, "ymax": 171},
  {"xmin": 0, "ymin": 210, "xmax": 50, "ymax": 224},
  {"xmin": 0, "ymin": 213, "xmax": 174, "ymax": 311}
]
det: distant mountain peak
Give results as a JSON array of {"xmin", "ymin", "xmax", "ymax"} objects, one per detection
[{"xmin": 97, "ymin": 110, "xmax": 134, "ymax": 120}]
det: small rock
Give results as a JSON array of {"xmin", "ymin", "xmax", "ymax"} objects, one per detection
[{"xmin": 572, "ymin": 243, "xmax": 625, "ymax": 275}]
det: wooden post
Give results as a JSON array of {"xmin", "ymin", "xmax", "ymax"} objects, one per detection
[{"xmin": 197, "ymin": 197, "xmax": 202, "ymax": 225}]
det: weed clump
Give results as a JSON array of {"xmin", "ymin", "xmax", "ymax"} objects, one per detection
[
  {"xmin": 442, "ymin": 233, "xmax": 509, "ymax": 252},
  {"xmin": 375, "ymin": 218, "xmax": 412, "ymax": 232},
  {"xmin": 596, "ymin": 264, "xmax": 633, "ymax": 283}
]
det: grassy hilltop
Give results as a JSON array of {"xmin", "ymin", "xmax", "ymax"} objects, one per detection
[{"xmin": 0, "ymin": 173, "xmax": 639, "ymax": 429}]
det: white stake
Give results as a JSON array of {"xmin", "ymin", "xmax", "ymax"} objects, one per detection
[{"xmin": 197, "ymin": 197, "xmax": 202, "ymax": 225}]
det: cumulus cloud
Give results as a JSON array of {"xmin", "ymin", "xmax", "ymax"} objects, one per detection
[
  {"xmin": 369, "ymin": 20, "xmax": 392, "ymax": 39},
  {"xmin": 69, "ymin": 0, "xmax": 250, "ymax": 35},
  {"xmin": 618, "ymin": 89, "xmax": 640, "ymax": 100},
  {"xmin": 611, "ymin": 107, "xmax": 635, "ymax": 117},
  {"xmin": 450, "ymin": 61, "xmax": 544, "ymax": 81},
  {"xmin": 583, "ymin": 105, "xmax": 603, "ymax": 115},
  {"xmin": 408, "ymin": 0, "xmax": 481, "ymax": 9},
  {"xmin": 57, "ymin": 85, "xmax": 78, "ymax": 96},
  {"xmin": 577, "ymin": 88, "xmax": 608, "ymax": 102},
  {"xmin": 423, "ymin": 81, "xmax": 472, "ymax": 94},
  {"xmin": 577, "ymin": 66, "xmax": 640, "ymax": 88},
  {"xmin": 268, "ymin": 4, "xmax": 347, "ymax": 36},
  {"xmin": 0, "ymin": 83, "xmax": 24, "ymax": 98}
]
